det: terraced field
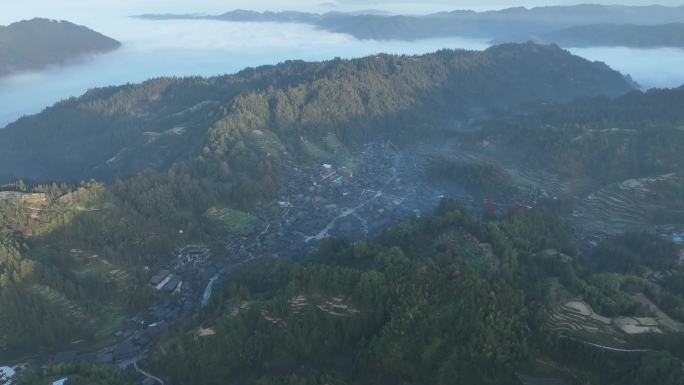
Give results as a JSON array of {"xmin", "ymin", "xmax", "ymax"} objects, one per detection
[
  {"xmin": 572, "ymin": 174, "xmax": 684, "ymax": 234},
  {"xmin": 288, "ymin": 294, "xmax": 360, "ymax": 318},
  {"xmin": 546, "ymin": 301, "xmax": 628, "ymax": 347},
  {"xmin": 31, "ymin": 259, "xmax": 130, "ymax": 342},
  {"xmin": 546, "ymin": 295, "xmax": 684, "ymax": 350},
  {"xmin": 70, "ymin": 250, "xmax": 133, "ymax": 286},
  {"xmin": 576, "ymin": 179, "xmax": 655, "ymax": 235},
  {"xmin": 30, "ymin": 284, "xmax": 94, "ymax": 326},
  {"xmin": 0, "ymin": 185, "xmax": 112, "ymax": 236},
  {"xmin": 249, "ymin": 129, "xmax": 287, "ymax": 159}
]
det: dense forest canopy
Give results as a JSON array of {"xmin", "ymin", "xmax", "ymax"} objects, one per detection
[
  {"xmin": 148, "ymin": 201, "xmax": 684, "ymax": 385},
  {"xmin": 16, "ymin": 364, "xmax": 134, "ymax": 385},
  {"xmin": 427, "ymin": 158, "xmax": 518, "ymax": 198}
]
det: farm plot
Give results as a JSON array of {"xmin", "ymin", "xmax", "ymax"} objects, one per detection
[
  {"xmin": 576, "ymin": 174, "xmax": 684, "ymax": 234},
  {"xmin": 205, "ymin": 206, "xmax": 258, "ymax": 233},
  {"xmin": 547, "ymin": 296, "xmax": 684, "ymax": 349},
  {"xmin": 546, "ymin": 301, "xmax": 627, "ymax": 347}
]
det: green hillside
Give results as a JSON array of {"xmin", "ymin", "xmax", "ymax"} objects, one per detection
[{"xmin": 0, "ymin": 43, "xmax": 633, "ymax": 184}]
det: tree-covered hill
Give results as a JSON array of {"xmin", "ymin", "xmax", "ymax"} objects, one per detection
[
  {"xmin": 0, "ymin": 43, "xmax": 634, "ymax": 184},
  {"xmin": 0, "ymin": 18, "xmax": 121, "ymax": 77}
]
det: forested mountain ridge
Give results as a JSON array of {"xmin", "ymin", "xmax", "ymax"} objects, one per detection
[
  {"xmin": 0, "ymin": 18, "xmax": 121, "ymax": 77},
  {"xmin": 0, "ymin": 43, "xmax": 634, "ymax": 184}
]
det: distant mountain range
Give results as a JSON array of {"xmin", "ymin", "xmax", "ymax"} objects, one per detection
[
  {"xmin": 0, "ymin": 43, "xmax": 634, "ymax": 184},
  {"xmin": 0, "ymin": 18, "xmax": 121, "ymax": 77},
  {"xmin": 137, "ymin": 5, "xmax": 684, "ymax": 48},
  {"xmin": 540, "ymin": 23, "xmax": 684, "ymax": 48}
]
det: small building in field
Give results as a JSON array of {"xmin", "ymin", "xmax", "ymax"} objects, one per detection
[
  {"xmin": 163, "ymin": 275, "xmax": 183, "ymax": 294},
  {"xmin": 339, "ymin": 168, "xmax": 353, "ymax": 178}
]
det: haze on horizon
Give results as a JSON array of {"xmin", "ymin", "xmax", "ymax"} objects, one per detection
[{"xmin": 3, "ymin": 0, "xmax": 684, "ymax": 24}]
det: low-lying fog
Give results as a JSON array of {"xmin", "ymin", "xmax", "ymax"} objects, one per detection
[
  {"xmin": 568, "ymin": 47, "xmax": 684, "ymax": 90},
  {"xmin": 1, "ymin": 0, "xmax": 683, "ymax": 127}
]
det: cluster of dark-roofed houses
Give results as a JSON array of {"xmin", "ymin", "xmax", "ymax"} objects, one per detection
[
  {"xmin": 224, "ymin": 141, "xmax": 447, "ymax": 259},
  {"xmin": 224, "ymin": 141, "xmax": 546, "ymax": 262},
  {"xmin": 148, "ymin": 245, "xmax": 212, "ymax": 294}
]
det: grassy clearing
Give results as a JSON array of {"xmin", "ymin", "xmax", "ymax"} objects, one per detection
[
  {"xmin": 72, "ymin": 256, "xmax": 108, "ymax": 276},
  {"xmin": 324, "ymin": 133, "xmax": 344, "ymax": 152},
  {"xmin": 71, "ymin": 253, "xmax": 132, "ymax": 287},
  {"xmin": 206, "ymin": 206, "xmax": 258, "ymax": 233},
  {"xmin": 94, "ymin": 306, "xmax": 127, "ymax": 339},
  {"xmin": 301, "ymin": 138, "xmax": 329, "ymax": 160}
]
